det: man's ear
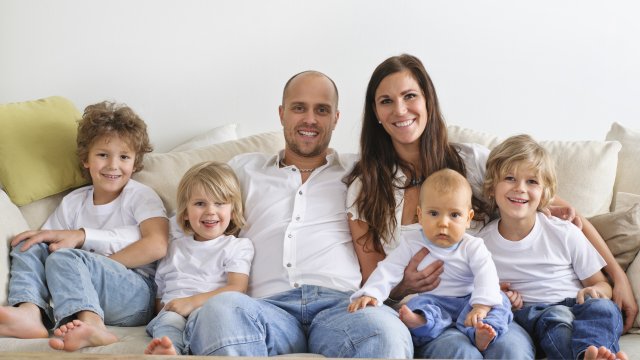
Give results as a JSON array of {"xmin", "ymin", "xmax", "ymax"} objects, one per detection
[
  {"xmin": 332, "ymin": 110, "xmax": 340, "ymax": 130},
  {"xmin": 278, "ymin": 105, "xmax": 285, "ymax": 126}
]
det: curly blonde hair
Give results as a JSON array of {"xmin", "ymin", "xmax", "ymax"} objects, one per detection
[
  {"xmin": 483, "ymin": 134, "xmax": 557, "ymax": 217},
  {"xmin": 76, "ymin": 101, "xmax": 152, "ymax": 180}
]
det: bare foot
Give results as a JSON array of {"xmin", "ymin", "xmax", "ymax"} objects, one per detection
[
  {"xmin": 144, "ymin": 336, "xmax": 178, "ymax": 355},
  {"xmin": 0, "ymin": 304, "xmax": 48, "ymax": 339},
  {"xmin": 398, "ymin": 305, "xmax": 426, "ymax": 329},
  {"xmin": 474, "ymin": 321, "xmax": 497, "ymax": 352},
  {"xmin": 583, "ymin": 345, "xmax": 628, "ymax": 360},
  {"xmin": 48, "ymin": 319, "xmax": 118, "ymax": 351}
]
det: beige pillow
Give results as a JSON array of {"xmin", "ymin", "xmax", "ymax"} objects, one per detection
[
  {"xmin": 0, "ymin": 190, "xmax": 30, "ymax": 305},
  {"xmin": 606, "ymin": 122, "xmax": 640, "ymax": 197},
  {"xmin": 169, "ymin": 123, "xmax": 238, "ymax": 152},
  {"xmin": 588, "ymin": 204, "xmax": 640, "ymax": 272},
  {"xmin": 133, "ymin": 132, "xmax": 284, "ymax": 216},
  {"xmin": 615, "ymin": 192, "xmax": 640, "ymax": 212},
  {"xmin": 447, "ymin": 124, "xmax": 502, "ymax": 149}
]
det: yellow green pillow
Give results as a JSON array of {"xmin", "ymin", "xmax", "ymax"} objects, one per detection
[{"xmin": 0, "ymin": 96, "xmax": 88, "ymax": 206}]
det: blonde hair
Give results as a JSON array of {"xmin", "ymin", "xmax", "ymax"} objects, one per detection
[
  {"xmin": 176, "ymin": 161, "xmax": 245, "ymax": 236},
  {"xmin": 420, "ymin": 168, "xmax": 472, "ymax": 209},
  {"xmin": 483, "ymin": 134, "xmax": 557, "ymax": 216}
]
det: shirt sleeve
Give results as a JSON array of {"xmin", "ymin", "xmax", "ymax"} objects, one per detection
[
  {"xmin": 224, "ymin": 237, "xmax": 255, "ymax": 275},
  {"xmin": 346, "ymin": 177, "xmax": 363, "ymax": 221},
  {"xmin": 81, "ymin": 225, "xmax": 141, "ymax": 255},
  {"xmin": 566, "ymin": 224, "xmax": 607, "ymax": 280},
  {"xmin": 130, "ymin": 185, "xmax": 167, "ymax": 223},
  {"xmin": 466, "ymin": 237, "xmax": 503, "ymax": 307}
]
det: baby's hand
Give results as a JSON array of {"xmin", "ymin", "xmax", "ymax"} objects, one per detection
[
  {"xmin": 348, "ymin": 296, "xmax": 377, "ymax": 312},
  {"xmin": 464, "ymin": 304, "xmax": 490, "ymax": 327},
  {"xmin": 164, "ymin": 297, "xmax": 196, "ymax": 317},
  {"xmin": 577, "ymin": 287, "xmax": 608, "ymax": 304}
]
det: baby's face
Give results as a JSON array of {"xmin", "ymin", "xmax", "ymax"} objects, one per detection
[{"xmin": 417, "ymin": 188, "xmax": 473, "ymax": 248}]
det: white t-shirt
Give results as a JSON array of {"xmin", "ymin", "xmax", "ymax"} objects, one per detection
[
  {"xmin": 478, "ymin": 212, "xmax": 606, "ymax": 303},
  {"xmin": 42, "ymin": 179, "xmax": 167, "ymax": 276},
  {"xmin": 155, "ymin": 217, "xmax": 254, "ymax": 304},
  {"xmin": 228, "ymin": 150, "xmax": 362, "ymax": 299},
  {"xmin": 346, "ymin": 143, "xmax": 490, "ymax": 252},
  {"xmin": 351, "ymin": 227, "xmax": 503, "ymax": 307}
]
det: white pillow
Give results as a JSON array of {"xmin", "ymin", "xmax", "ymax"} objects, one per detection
[
  {"xmin": 169, "ymin": 123, "xmax": 238, "ymax": 152},
  {"xmin": 133, "ymin": 132, "xmax": 284, "ymax": 216},
  {"xmin": 606, "ymin": 122, "xmax": 640, "ymax": 196},
  {"xmin": 448, "ymin": 125, "xmax": 620, "ymax": 217},
  {"xmin": 0, "ymin": 190, "xmax": 30, "ymax": 305}
]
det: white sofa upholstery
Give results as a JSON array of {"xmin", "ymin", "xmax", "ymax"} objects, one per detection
[{"xmin": 1, "ymin": 124, "xmax": 640, "ymax": 357}]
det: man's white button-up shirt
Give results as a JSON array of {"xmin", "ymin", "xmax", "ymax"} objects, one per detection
[{"xmin": 228, "ymin": 150, "xmax": 361, "ymax": 299}]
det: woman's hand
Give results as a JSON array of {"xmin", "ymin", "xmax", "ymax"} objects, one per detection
[
  {"xmin": 389, "ymin": 248, "xmax": 443, "ymax": 300},
  {"xmin": 544, "ymin": 205, "xmax": 582, "ymax": 229},
  {"xmin": 612, "ymin": 275, "xmax": 639, "ymax": 333}
]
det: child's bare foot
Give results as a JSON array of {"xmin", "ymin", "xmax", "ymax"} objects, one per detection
[
  {"xmin": 48, "ymin": 319, "xmax": 118, "ymax": 351},
  {"xmin": 0, "ymin": 304, "xmax": 48, "ymax": 339},
  {"xmin": 144, "ymin": 336, "xmax": 178, "ymax": 355},
  {"xmin": 474, "ymin": 321, "xmax": 497, "ymax": 352},
  {"xmin": 398, "ymin": 305, "xmax": 426, "ymax": 329},
  {"xmin": 583, "ymin": 345, "xmax": 628, "ymax": 360}
]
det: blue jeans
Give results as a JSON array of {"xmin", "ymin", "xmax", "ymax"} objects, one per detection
[
  {"xmin": 185, "ymin": 285, "xmax": 413, "ymax": 357},
  {"xmin": 406, "ymin": 293, "xmax": 512, "ymax": 347},
  {"xmin": 146, "ymin": 307, "xmax": 201, "ymax": 355},
  {"xmin": 415, "ymin": 320, "xmax": 535, "ymax": 359},
  {"xmin": 514, "ymin": 297, "xmax": 623, "ymax": 359},
  {"xmin": 9, "ymin": 243, "xmax": 155, "ymax": 328}
]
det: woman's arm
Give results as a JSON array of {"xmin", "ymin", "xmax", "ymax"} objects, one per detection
[
  {"xmin": 109, "ymin": 217, "xmax": 169, "ymax": 268},
  {"xmin": 349, "ymin": 217, "xmax": 385, "ymax": 285},
  {"xmin": 552, "ymin": 196, "xmax": 638, "ymax": 333}
]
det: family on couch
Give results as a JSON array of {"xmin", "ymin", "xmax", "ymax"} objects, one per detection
[{"xmin": 0, "ymin": 54, "xmax": 634, "ymax": 360}]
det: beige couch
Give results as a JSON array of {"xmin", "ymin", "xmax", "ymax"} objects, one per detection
[{"xmin": 1, "ymin": 122, "xmax": 640, "ymax": 356}]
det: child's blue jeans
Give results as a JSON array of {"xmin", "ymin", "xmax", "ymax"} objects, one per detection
[
  {"xmin": 8, "ymin": 242, "xmax": 155, "ymax": 328},
  {"xmin": 514, "ymin": 296, "xmax": 622, "ymax": 359},
  {"xmin": 406, "ymin": 292, "xmax": 513, "ymax": 347},
  {"xmin": 146, "ymin": 307, "xmax": 202, "ymax": 355}
]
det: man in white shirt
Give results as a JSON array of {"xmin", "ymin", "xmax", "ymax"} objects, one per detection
[{"xmin": 185, "ymin": 71, "xmax": 413, "ymax": 358}]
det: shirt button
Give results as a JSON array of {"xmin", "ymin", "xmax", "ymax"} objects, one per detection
[
  {"xmin": 295, "ymin": 216, "xmax": 300, "ymax": 221},
  {"xmin": 288, "ymin": 234, "xmax": 292, "ymax": 238},
  {"xmin": 291, "ymin": 168, "xmax": 297, "ymax": 172},
  {"xmin": 294, "ymin": 283, "xmax": 299, "ymax": 288},
  {"xmin": 286, "ymin": 263, "xmax": 292, "ymax": 267},
  {"xmin": 89, "ymin": 249, "xmax": 95, "ymax": 252},
  {"xmin": 298, "ymin": 190, "xmax": 303, "ymax": 195}
]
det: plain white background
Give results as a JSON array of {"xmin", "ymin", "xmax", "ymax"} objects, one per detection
[{"xmin": 1, "ymin": 0, "xmax": 639, "ymax": 153}]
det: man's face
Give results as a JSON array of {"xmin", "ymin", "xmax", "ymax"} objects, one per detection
[{"xmin": 279, "ymin": 73, "xmax": 339, "ymax": 159}]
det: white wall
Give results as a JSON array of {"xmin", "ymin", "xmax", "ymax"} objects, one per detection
[{"xmin": 2, "ymin": 0, "xmax": 639, "ymax": 153}]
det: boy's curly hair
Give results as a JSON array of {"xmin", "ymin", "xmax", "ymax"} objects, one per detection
[{"xmin": 76, "ymin": 101, "xmax": 153, "ymax": 180}]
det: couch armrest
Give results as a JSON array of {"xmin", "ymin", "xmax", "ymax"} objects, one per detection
[{"xmin": 0, "ymin": 190, "xmax": 29, "ymax": 305}]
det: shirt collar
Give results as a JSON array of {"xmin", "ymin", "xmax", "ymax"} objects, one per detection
[{"xmin": 269, "ymin": 149, "xmax": 345, "ymax": 171}]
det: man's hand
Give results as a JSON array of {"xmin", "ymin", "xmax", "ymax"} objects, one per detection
[
  {"xmin": 500, "ymin": 282, "xmax": 524, "ymax": 311},
  {"xmin": 11, "ymin": 229, "xmax": 85, "ymax": 252},
  {"xmin": 348, "ymin": 296, "xmax": 377, "ymax": 312},
  {"xmin": 389, "ymin": 248, "xmax": 443, "ymax": 300}
]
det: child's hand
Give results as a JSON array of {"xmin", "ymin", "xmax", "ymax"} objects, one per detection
[
  {"xmin": 500, "ymin": 282, "xmax": 523, "ymax": 311},
  {"xmin": 164, "ymin": 297, "xmax": 197, "ymax": 317},
  {"xmin": 11, "ymin": 229, "xmax": 85, "ymax": 252},
  {"xmin": 464, "ymin": 304, "xmax": 491, "ymax": 327},
  {"xmin": 348, "ymin": 296, "xmax": 377, "ymax": 312},
  {"xmin": 577, "ymin": 286, "xmax": 608, "ymax": 304}
]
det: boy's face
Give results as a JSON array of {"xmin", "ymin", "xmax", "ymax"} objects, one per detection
[
  {"xmin": 417, "ymin": 187, "xmax": 474, "ymax": 248},
  {"xmin": 492, "ymin": 165, "xmax": 543, "ymax": 225},
  {"xmin": 184, "ymin": 185, "xmax": 232, "ymax": 241},
  {"xmin": 83, "ymin": 134, "xmax": 136, "ymax": 205}
]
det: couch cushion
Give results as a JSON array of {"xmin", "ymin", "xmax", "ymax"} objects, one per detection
[
  {"xmin": 606, "ymin": 122, "xmax": 640, "ymax": 197},
  {"xmin": 448, "ymin": 125, "xmax": 621, "ymax": 217},
  {"xmin": 589, "ymin": 204, "xmax": 640, "ymax": 272},
  {"xmin": 133, "ymin": 132, "xmax": 284, "ymax": 216},
  {"xmin": 0, "ymin": 190, "xmax": 30, "ymax": 305},
  {"xmin": 0, "ymin": 96, "xmax": 88, "ymax": 206},
  {"xmin": 169, "ymin": 123, "xmax": 238, "ymax": 152}
]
